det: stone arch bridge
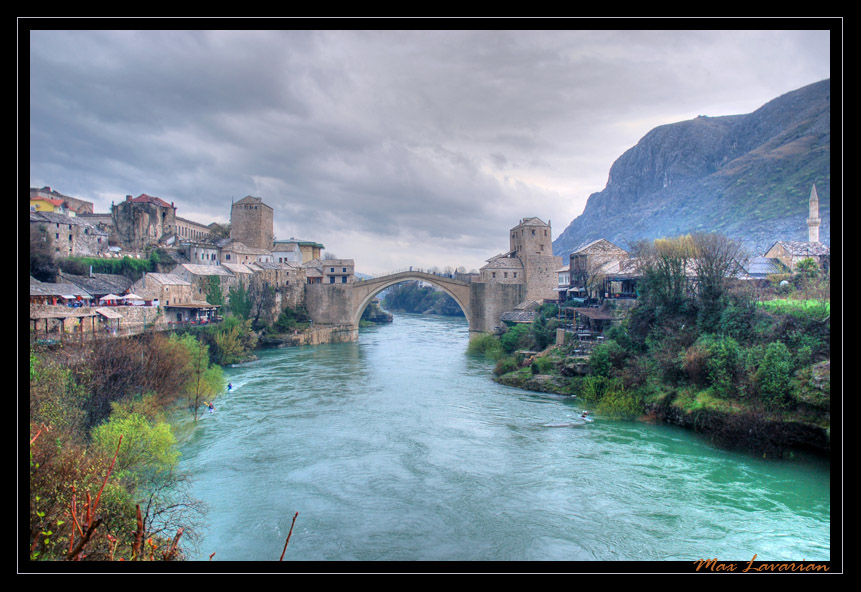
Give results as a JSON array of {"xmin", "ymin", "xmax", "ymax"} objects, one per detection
[{"xmin": 304, "ymin": 270, "xmax": 527, "ymax": 339}]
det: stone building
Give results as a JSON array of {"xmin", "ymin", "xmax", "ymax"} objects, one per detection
[
  {"xmin": 568, "ymin": 239, "xmax": 630, "ymax": 300},
  {"xmin": 111, "ymin": 194, "xmax": 178, "ymax": 250},
  {"xmin": 273, "ymin": 238, "xmax": 325, "ymax": 264},
  {"xmin": 763, "ymin": 241, "xmax": 831, "ymax": 272},
  {"xmin": 30, "ymin": 211, "xmax": 109, "ymax": 258},
  {"xmin": 479, "ymin": 217, "xmax": 562, "ymax": 302},
  {"xmin": 218, "ymin": 239, "xmax": 273, "ymax": 265},
  {"xmin": 175, "ymin": 216, "xmax": 213, "ymax": 242},
  {"xmin": 132, "ymin": 272, "xmax": 218, "ymax": 324},
  {"xmin": 172, "ymin": 263, "xmax": 238, "ymax": 305},
  {"xmin": 180, "ymin": 238, "xmax": 221, "ymax": 266},
  {"xmin": 230, "ymin": 196, "xmax": 274, "ymax": 251},
  {"xmin": 479, "ymin": 253, "xmax": 524, "ymax": 284}
]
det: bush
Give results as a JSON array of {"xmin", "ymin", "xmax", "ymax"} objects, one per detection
[
  {"xmin": 493, "ymin": 356, "xmax": 520, "ymax": 376},
  {"xmin": 530, "ymin": 356, "xmax": 554, "ymax": 375},
  {"xmin": 753, "ymin": 342, "xmax": 795, "ymax": 410},
  {"xmin": 703, "ymin": 335, "xmax": 741, "ymax": 399},
  {"xmin": 500, "ymin": 324, "xmax": 534, "ymax": 354},
  {"xmin": 467, "ymin": 334, "xmax": 504, "ymax": 360},
  {"xmin": 589, "ymin": 343, "xmax": 614, "ymax": 378}
]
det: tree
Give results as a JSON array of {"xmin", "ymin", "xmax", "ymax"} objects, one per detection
[
  {"xmin": 690, "ymin": 233, "xmax": 748, "ymax": 332},
  {"xmin": 172, "ymin": 334, "xmax": 224, "ymax": 420},
  {"xmin": 228, "ymin": 282, "xmax": 253, "ymax": 320},
  {"xmin": 632, "ymin": 235, "xmax": 698, "ymax": 314}
]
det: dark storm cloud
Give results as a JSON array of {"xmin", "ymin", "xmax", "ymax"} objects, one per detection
[{"xmin": 28, "ymin": 28, "xmax": 831, "ymax": 272}]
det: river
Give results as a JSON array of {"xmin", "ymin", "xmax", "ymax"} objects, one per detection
[{"xmin": 174, "ymin": 313, "xmax": 830, "ymax": 565}]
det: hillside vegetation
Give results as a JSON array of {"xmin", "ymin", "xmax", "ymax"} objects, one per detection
[{"xmin": 484, "ymin": 234, "xmax": 831, "ymax": 458}]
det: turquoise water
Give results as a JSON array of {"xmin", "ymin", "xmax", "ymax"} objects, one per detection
[{"xmin": 174, "ymin": 313, "xmax": 830, "ymax": 563}]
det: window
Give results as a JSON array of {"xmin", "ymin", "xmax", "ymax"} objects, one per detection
[
  {"xmin": 504, "ymin": 272, "xmax": 508, "ymax": 278},
  {"xmin": 492, "ymin": 272, "xmax": 496, "ymax": 278},
  {"xmin": 341, "ymin": 276, "xmax": 347, "ymax": 283},
  {"xmin": 329, "ymin": 277, "xmax": 335, "ymax": 283},
  {"xmin": 330, "ymin": 268, "xmax": 335, "ymax": 273},
  {"xmin": 342, "ymin": 268, "xmax": 347, "ymax": 273}
]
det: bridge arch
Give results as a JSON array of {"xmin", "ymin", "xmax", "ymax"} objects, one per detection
[{"xmin": 350, "ymin": 271, "xmax": 472, "ymax": 330}]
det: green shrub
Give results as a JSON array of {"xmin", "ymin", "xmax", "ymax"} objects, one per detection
[
  {"xmin": 493, "ymin": 356, "xmax": 520, "ymax": 376},
  {"xmin": 589, "ymin": 343, "xmax": 613, "ymax": 378},
  {"xmin": 704, "ymin": 335, "xmax": 741, "ymax": 399},
  {"xmin": 500, "ymin": 324, "xmax": 534, "ymax": 354},
  {"xmin": 530, "ymin": 356, "xmax": 554, "ymax": 375},
  {"xmin": 753, "ymin": 342, "xmax": 795, "ymax": 410},
  {"xmin": 467, "ymin": 334, "xmax": 504, "ymax": 360}
]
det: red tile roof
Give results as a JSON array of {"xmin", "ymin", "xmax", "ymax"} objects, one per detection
[{"xmin": 131, "ymin": 193, "xmax": 174, "ymax": 208}]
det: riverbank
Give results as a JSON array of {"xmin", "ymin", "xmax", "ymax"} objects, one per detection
[{"xmin": 492, "ymin": 346, "xmax": 831, "ymax": 459}]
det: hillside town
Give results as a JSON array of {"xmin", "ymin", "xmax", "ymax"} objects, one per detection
[
  {"xmin": 29, "ymin": 183, "xmax": 830, "ymax": 343},
  {"xmin": 29, "ymin": 187, "xmax": 354, "ymax": 339}
]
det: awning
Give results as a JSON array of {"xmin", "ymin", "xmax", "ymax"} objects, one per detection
[
  {"xmin": 95, "ymin": 307, "xmax": 123, "ymax": 319},
  {"xmin": 99, "ymin": 294, "xmax": 123, "ymax": 301}
]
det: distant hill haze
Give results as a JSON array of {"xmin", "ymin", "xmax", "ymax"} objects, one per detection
[{"xmin": 553, "ymin": 79, "xmax": 831, "ymax": 259}]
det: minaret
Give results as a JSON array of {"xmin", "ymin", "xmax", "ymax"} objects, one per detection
[{"xmin": 807, "ymin": 184, "xmax": 821, "ymax": 243}]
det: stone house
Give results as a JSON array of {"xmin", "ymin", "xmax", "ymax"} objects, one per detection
[
  {"xmin": 132, "ymin": 272, "xmax": 218, "ymax": 325},
  {"xmin": 567, "ymin": 239, "xmax": 630, "ymax": 300},
  {"xmin": 480, "ymin": 253, "xmax": 524, "ymax": 284},
  {"xmin": 763, "ymin": 241, "xmax": 831, "ymax": 272},
  {"xmin": 179, "ymin": 238, "xmax": 222, "ymax": 266},
  {"xmin": 218, "ymin": 239, "xmax": 273, "ymax": 265},
  {"xmin": 30, "ymin": 211, "xmax": 109, "ymax": 258},
  {"xmin": 172, "ymin": 263, "xmax": 238, "ymax": 305},
  {"xmin": 319, "ymin": 259, "xmax": 355, "ymax": 285}
]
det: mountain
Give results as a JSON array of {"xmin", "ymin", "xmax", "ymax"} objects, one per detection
[{"xmin": 553, "ymin": 79, "xmax": 831, "ymax": 259}]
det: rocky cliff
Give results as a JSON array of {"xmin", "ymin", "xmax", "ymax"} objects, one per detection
[{"xmin": 554, "ymin": 79, "xmax": 832, "ymax": 258}]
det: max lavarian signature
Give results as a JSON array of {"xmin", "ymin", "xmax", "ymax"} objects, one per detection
[{"xmin": 694, "ymin": 555, "xmax": 830, "ymax": 573}]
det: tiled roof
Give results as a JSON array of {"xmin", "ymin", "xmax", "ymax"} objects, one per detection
[
  {"xmin": 179, "ymin": 264, "xmax": 235, "ymax": 277},
  {"xmin": 131, "ymin": 194, "xmax": 174, "ymax": 208},
  {"xmin": 30, "ymin": 282, "xmax": 93, "ymax": 299},
  {"xmin": 767, "ymin": 241, "xmax": 831, "ymax": 257},
  {"xmin": 143, "ymin": 273, "xmax": 190, "ymax": 286}
]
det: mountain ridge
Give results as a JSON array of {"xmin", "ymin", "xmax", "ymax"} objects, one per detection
[{"xmin": 553, "ymin": 79, "xmax": 831, "ymax": 258}]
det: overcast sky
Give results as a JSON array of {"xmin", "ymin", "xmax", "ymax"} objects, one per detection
[{"xmin": 27, "ymin": 26, "xmax": 833, "ymax": 275}]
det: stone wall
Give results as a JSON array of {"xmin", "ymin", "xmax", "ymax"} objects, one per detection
[
  {"xmin": 469, "ymin": 281, "xmax": 527, "ymax": 335},
  {"xmin": 304, "ymin": 283, "xmax": 355, "ymax": 326},
  {"xmin": 523, "ymin": 254, "xmax": 563, "ymax": 301}
]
